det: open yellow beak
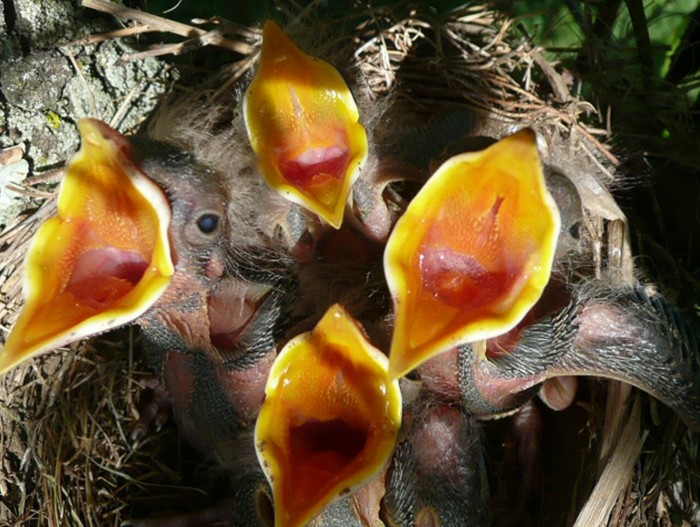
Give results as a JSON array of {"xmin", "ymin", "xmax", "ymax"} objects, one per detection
[
  {"xmin": 243, "ymin": 20, "xmax": 368, "ymax": 229},
  {"xmin": 385, "ymin": 129, "xmax": 560, "ymax": 380},
  {"xmin": 255, "ymin": 304, "xmax": 401, "ymax": 527},
  {"xmin": 0, "ymin": 119, "xmax": 173, "ymax": 375}
]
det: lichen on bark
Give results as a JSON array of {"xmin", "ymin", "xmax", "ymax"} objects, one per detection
[{"xmin": 0, "ymin": 0, "xmax": 174, "ymax": 228}]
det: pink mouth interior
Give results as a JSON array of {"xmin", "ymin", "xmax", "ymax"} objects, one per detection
[
  {"xmin": 208, "ymin": 289, "xmax": 268, "ymax": 351},
  {"xmin": 278, "ymin": 145, "xmax": 349, "ymax": 190},
  {"xmin": 419, "ymin": 245, "xmax": 507, "ymax": 310},
  {"xmin": 290, "ymin": 418, "xmax": 367, "ymax": 473},
  {"xmin": 65, "ymin": 247, "xmax": 148, "ymax": 310}
]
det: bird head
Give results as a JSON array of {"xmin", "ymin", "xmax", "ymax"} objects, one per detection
[{"xmin": 0, "ymin": 120, "xmax": 174, "ymax": 374}]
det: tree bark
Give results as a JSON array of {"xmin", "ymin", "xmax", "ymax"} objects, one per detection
[
  {"xmin": 0, "ymin": 0, "xmax": 172, "ymax": 227},
  {"xmin": 0, "ymin": 2, "xmax": 172, "ymax": 524}
]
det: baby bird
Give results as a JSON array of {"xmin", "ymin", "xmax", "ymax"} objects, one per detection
[
  {"xmin": 383, "ymin": 125, "xmax": 700, "ymax": 431},
  {"xmin": 409, "ymin": 189, "xmax": 700, "ymax": 430},
  {"xmin": 456, "ymin": 281, "xmax": 700, "ymax": 429},
  {"xmin": 0, "ymin": 116, "xmax": 291, "ymax": 477},
  {"xmin": 383, "ymin": 388, "xmax": 490, "ymax": 526}
]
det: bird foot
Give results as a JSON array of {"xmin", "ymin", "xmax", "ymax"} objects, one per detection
[{"xmin": 131, "ymin": 381, "xmax": 172, "ymax": 444}]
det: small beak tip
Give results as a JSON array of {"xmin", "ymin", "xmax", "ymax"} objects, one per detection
[{"xmin": 386, "ymin": 360, "xmax": 403, "ymax": 383}]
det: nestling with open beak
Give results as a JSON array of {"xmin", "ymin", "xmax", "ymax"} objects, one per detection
[
  {"xmin": 0, "ymin": 117, "xmax": 293, "ymax": 452},
  {"xmin": 243, "ymin": 20, "xmax": 368, "ymax": 231},
  {"xmin": 384, "ymin": 128, "xmax": 561, "ymax": 381},
  {"xmin": 0, "ymin": 119, "xmax": 174, "ymax": 375},
  {"xmin": 385, "ymin": 125, "xmax": 700, "ymax": 432},
  {"xmin": 256, "ymin": 304, "xmax": 402, "ymax": 527},
  {"xmin": 142, "ymin": 19, "xmax": 410, "ymax": 270}
]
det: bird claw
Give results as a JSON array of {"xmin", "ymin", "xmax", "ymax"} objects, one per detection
[{"xmin": 131, "ymin": 383, "xmax": 172, "ymax": 444}]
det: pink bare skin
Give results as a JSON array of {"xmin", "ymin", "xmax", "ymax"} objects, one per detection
[
  {"xmin": 113, "ymin": 139, "xmax": 292, "ymax": 526},
  {"xmin": 383, "ymin": 393, "xmax": 490, "ymax": 526}
]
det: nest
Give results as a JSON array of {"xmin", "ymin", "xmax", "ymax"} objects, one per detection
[{"xmin": 0, "ymin": 1, "xmax": 698, "ymax": 525}]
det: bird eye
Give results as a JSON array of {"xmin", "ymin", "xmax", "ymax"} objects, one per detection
[
  {"xmin": 184, "ymin": 208, "xmax": 224, "ymax": 247},
  {"xmin": 197, "ymin": 213, "xmax": 220, "ymax": 235},
  {"xmin": 569, "ymin": 221, "xmax": 581, "ymax": 240}
]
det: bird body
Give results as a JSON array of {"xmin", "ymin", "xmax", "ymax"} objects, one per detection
[
  {"xmin": 457, "ymin": 281, "xmax": 700, "ymax": 430},
  {"xmin": 2, "ymin": 9, "xmax": 700, "ymax": 527}
]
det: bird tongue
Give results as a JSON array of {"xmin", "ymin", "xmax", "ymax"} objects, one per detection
[
  {"xmin": 66, "ymin": 247, "xmax": 148, "ymax": 310},
  {"xmin": 418, "ymin": 243, "xmax": 510, "ymax": 310},
  {"xmin": 277, "ymin": 143, "xmax": 350, "ymax": 204},
  {"xmin": 0, "ymin": 119, "xmax": 173, "ymax": 375}
]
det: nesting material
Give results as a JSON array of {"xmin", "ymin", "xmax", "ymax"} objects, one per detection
[{"xmin": 0, "ymin": 2, "xmax": 696, "ymax": 526}]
